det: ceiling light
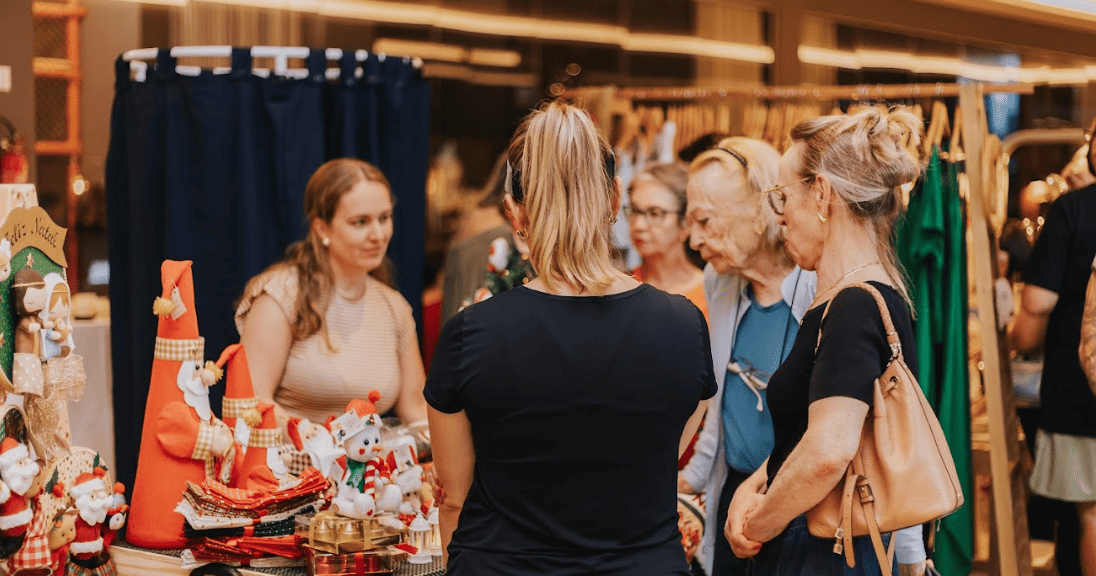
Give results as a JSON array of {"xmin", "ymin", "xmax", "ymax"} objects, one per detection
[
  {"xmin": 799, "ymin": 45, "xmax": 1096, "ymax": 85},
  {"xmin": 468, "ymin": 49, "xmax": 522, "ymax": 68},
  {"xmin": 371, "ymin": 39, "xmax": 522, "ymax": 68},
  {"xmin": 108, "ymin": 0, "xmax": 773, "ymax": 64}
]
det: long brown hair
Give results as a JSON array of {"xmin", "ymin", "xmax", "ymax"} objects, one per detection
[{"xmin": 243, "ymin": 158, "xmax": 394, "ymax": 345}]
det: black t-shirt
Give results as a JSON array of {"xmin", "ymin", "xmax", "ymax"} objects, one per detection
[
  {"xmin": 766, "ymin": 282, "xmax": 918, "ymax": 485},
  {"xmin": 1022, "ymin": 185, "xmax": 1096, "ymax": 437},
  {"xmin": 425, "ymin": 284, "xmax": 716, "ymax": 576}
]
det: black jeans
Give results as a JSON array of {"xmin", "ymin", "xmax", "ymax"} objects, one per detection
[{"xmin": 712, "ymin": 468, "xmax": 753, "ymax": 576}]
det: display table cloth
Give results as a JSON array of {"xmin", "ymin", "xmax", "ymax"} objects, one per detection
[
  {"xmin": 111, "ymin": 543, "xmax": 445, "ymax": 575},
  {"xmin": 68, "ymin": 318, "xmax": 115, "ymax": 466}
]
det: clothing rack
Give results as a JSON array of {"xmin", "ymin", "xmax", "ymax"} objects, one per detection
[
  {"xmin": 564, "ymin": 82, "xmax": 1035, "ymax": 102},
  {"xmin": 121, "ymin": 46, "xmax": 424, "ymax": 82}
]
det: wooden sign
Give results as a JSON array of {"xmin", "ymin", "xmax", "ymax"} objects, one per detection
[{"xmin": 0, "ymin": 206, "xmax": 67, "ymax": 268}]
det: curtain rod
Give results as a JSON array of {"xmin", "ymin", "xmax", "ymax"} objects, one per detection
[
  {"xmin": 121, "ymin": 46, "xmax": 423, "ymax": 80},
  {"xmin": 564, "ymin": 82, "xmax": 1035, "ymax": 102}
]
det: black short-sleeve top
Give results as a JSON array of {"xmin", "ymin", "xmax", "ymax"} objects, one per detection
[
  {"xmin": 765, "ymin": 282, "xmax": 918, "ymax": 486},
  {"xmin": 1022, "ymin": 185, "xmax": 1096, "ymax": 436},
  {"xmin": 425, "ymin": 284, "xmax": 716, "ymax": 575}
]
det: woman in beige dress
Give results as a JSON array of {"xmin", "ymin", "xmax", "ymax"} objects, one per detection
[{"xmin": 236, "ymin": 158, "xmax": 427, "ymax": 434}]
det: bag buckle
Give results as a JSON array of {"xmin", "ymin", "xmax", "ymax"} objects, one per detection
[
  {"xmin": 856, "ymin": 481, "xmax": 874, "ymax": 503},
  {"xmin": 833, "ymin": 528, "xmax": 844, "ymax": 554}
]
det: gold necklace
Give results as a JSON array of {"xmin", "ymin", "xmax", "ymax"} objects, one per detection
[{"xmin": 811, "ymin": 261, "xmax": 881, "ymax": 308}]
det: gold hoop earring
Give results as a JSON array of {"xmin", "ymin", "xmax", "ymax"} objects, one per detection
[
  {"xmin": 322, "ymin": 237, "xmax": 331, "ymax": 247},
  {"xmin": 610, "ymin": 217, "xmax": 618, "ymax": 225},
  {"xmin": 817, "ymin": 212, "xmax": 827, "ymax": 224}
]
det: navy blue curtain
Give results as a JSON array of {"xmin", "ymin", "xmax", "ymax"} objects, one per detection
[{"xmin": 105, "ymin": 48, "xmax": 429, "ymax": 491}]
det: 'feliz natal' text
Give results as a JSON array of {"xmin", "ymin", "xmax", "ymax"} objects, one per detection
[{"xmin": 6, "ymin": 217, "xmax": 60, "ymax": 249}]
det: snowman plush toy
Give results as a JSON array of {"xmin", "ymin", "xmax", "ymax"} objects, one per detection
[{"xmin": 331, "ymin": 393, "xmax": 386, "ymax": 520}]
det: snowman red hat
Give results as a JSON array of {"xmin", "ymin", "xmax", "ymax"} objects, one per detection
[
  {"xmin": 70, "ymin": 471, "xmax": 106, "ymax": 499},
  {"xmin": 346, "ymin": 391, "xmax": 381, "ymax": 422},
  {"xmin": 0, "ymin": 438, "xmax": 28, "ymax": 470}
]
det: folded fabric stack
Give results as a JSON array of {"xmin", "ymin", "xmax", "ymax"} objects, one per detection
[
  {"xmin": 183, "ymin": 535, "xmax": 304, "ymax": 566},
  {"xmin": 175, "ymin": 467, "xmax": 330, "ymax": 564}
]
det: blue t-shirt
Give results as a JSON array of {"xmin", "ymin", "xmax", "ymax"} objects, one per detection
[{"xmin": 722, "ymin": 289, "xmax": 799, "ymax": 473}]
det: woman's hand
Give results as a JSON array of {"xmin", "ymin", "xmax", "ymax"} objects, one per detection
[
  {"xmin": 741, "ymin": 498, "xmax": 790, "ymax": 545},
  {"xmin": 725, "ymin": 490, "xmax": 764, "ymax": 559}
]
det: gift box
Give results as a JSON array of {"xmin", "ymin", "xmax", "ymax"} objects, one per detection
[
  {"xmin": 298, "ymin": 511, "xmax": 402, "ymax": 554},
  {"xmin": 303, "ymin": 546, "xmax": 408, "ymax": 576}
]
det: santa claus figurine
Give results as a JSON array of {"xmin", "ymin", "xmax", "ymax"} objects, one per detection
[
  {"xmin": 287, "ymin": 417, "xmax": 343, "ymax": 481},
  {"xmin": 232, "ymin": 403, "xmax": 288, "ymax": 492},
  {"xmin": 385, "ymin": 436, "xmax": 424, "ymax": 515},
  {"xmin": 331, "ymin": 393, "xmax": 385, "ymax": 520},
  {"xmin": 0, "ymin": 437, "xmax": 39, "ymax": 557},
  {"xmin": 216, "ymin": 344, "xmax": 259, "ymax": 455},
  {"xmin": 68, "ymin": 470, "xmax": 118, "ymax": 569},
  {"xmin": 128, "ymin": 260, "xmax": 234, "ymax": 549}
]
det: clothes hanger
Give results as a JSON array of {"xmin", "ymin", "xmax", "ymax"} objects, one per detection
[{"xmin": 949, "ymin": 104, "xmax": 965, "ymax": 162}]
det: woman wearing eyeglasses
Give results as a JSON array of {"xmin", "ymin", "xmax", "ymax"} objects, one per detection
[
  {"xmin": 678, "ymin": 136, "xmax": 818, "ymax": 576},
  {"xmin": 426, "ymin": 101, "xmax": 714, "ymax": 576},
  {"xmin": 628, "ymin": 162, "xmax": 708, "ymax": 320},
  {"xmin": 725, "ymin": 108, "xmax": 926, "ymax": 575}
]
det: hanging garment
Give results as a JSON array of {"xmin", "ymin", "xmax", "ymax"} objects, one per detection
[
  {"xmin": 895, "ymin": 146, "xmax": 972, "ymax": 576},
  {"xmin": 935, "ymin": 154, "xmax": 973, "ymax": 576}
]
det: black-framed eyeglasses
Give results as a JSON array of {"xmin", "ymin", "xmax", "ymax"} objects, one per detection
[
  {"xmin": 765, "ymin": 177, "xmax": 812, "ymax": 216},
  {"xmin": 624, "ymin": 205, "xmax": 682, "ymax": 225}
]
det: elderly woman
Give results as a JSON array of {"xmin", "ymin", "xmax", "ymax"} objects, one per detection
[
  {"xmin": 726, "ymin": 108, "xmax": 925, "ymax": 575},
  {"xmin": 678, "ymin": 137, "xmax": 816, "ymax": 576},
  {"xmin": 628, "ymin": 162, "xmax": 707, "ymax": 319}
]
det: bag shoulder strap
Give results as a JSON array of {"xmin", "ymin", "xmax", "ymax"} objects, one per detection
[{"xmin": 815, "ymin": 282, "xmax": 903, "ymax": 363}]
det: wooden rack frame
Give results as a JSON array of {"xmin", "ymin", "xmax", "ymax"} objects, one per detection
[{"xmin": 565, "ymin": 82, "xmax": 1034, "ymax": 102}]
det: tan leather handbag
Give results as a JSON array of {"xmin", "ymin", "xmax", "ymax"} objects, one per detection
[{"xmin": 806, "ymin": 284, "xmax": 964, "ymax": 576}]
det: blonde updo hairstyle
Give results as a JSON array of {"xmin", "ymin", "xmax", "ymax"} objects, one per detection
[
  {"xmin": 506, "ymin": 101, "xmax": 619, "ymax": 293},
  {"xmin": 689, "ymin": 137, "xmax": 785, "ymax": 253},
  {"xmin": 790, "ymin": 106, "xmax": 922, "ymax": 304}
]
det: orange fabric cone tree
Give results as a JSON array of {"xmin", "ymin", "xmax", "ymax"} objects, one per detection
[
  {"xmin": 217, "ymin": 344, "xmax": 258, "ymax": 444},
  {"xmin": 232, "ymin": 403, "xmax": 288, "ymax": 492},
  {"xmin": 127, "ymin": 261, "xmax": 234, "ymax": 549}
]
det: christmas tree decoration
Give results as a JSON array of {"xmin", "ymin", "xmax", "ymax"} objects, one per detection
[{"xmin": 128, "ymin": 261, "xmax": 234, "ymax": 549}]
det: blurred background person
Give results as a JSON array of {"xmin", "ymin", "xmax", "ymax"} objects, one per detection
[{"xmin": 628, "ymin": 162, "xmax": 707, "ymax": 319}]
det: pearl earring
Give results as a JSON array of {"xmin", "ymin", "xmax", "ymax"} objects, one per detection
[{"xmin": 322, "ymin": 237, "xmax": 331, "ymax": 247}]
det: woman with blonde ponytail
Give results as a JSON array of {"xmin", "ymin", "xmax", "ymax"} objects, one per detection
[
  {"xmin": 426, "ymin": 101, "xmax": 714, "ymax": 575},
  {"xmin": 235, "ymin": 158, "xmax": 427, "ymax": 436},
  {"xmin": 723, "ymin": 108, "xmax": 928, "ymax": 575}
]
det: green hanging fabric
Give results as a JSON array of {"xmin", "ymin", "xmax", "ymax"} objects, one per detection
[
  {"xmin": 896, "ymin": 146, "xmax": 947, "ymax": 402},
  {"xmin": 895, "ymin": 146, "xmax": 972, "ymax": 575},
  {"xmin": 934, "ymin": 155, "xmax": 973, "ymax": 576}
]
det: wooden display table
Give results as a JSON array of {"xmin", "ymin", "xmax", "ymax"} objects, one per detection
[{"xmin": 110, "ymin": 543, "xmax": 445, "ymax": 576}]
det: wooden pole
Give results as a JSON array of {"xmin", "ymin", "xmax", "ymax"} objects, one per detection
[{"xmin": 959, "ymin": 83, "xmax": 1030, "ymax": 576}]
